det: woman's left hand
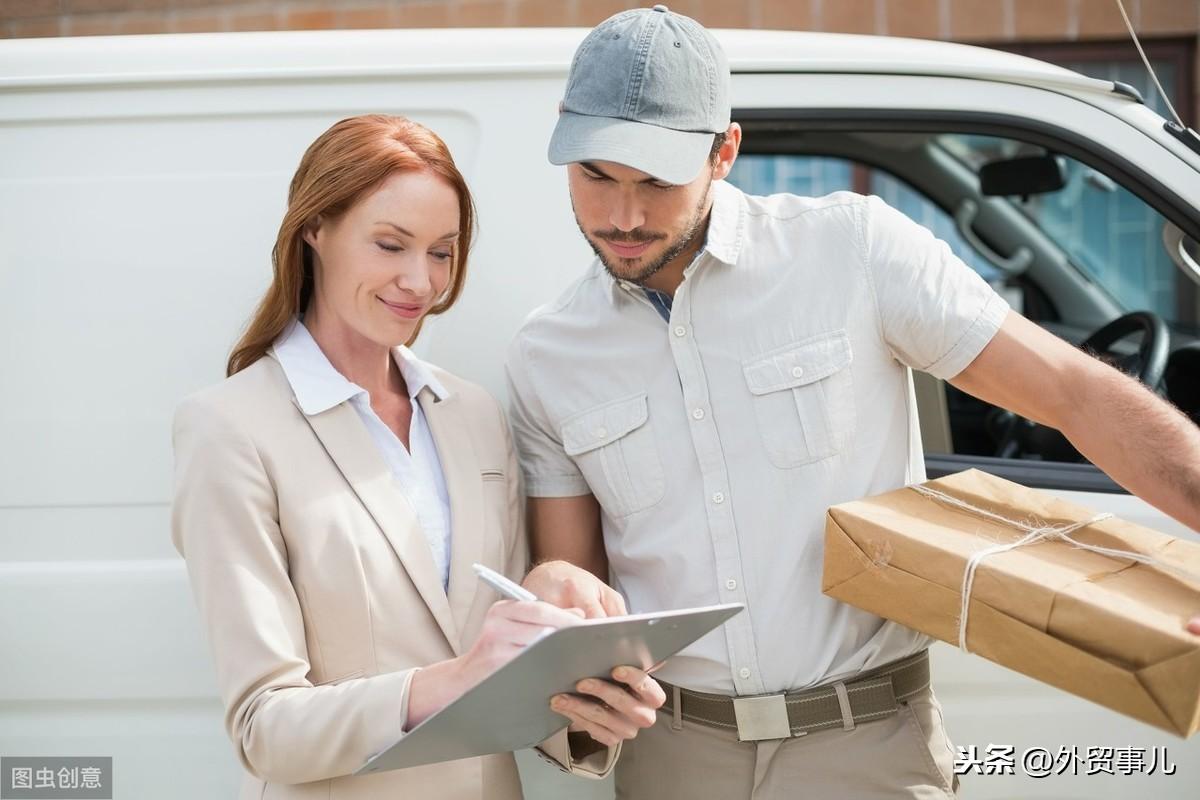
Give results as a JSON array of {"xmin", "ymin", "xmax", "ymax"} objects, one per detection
[{"xmin": 551, "ymin": 665, "xmax": 666, "ymax": 747}]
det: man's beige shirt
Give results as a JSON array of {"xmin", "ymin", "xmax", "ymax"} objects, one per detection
[{"xmin": 506, "ymin": 179, "xmax": 1009, "ymax": 695}]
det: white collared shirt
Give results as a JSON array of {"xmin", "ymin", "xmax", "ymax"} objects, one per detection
[
  {"xmin": 274, "ymin": 318, "xmax": 454, "ymax": 590},
  {"xmin": 506, "ymin": 180, "xmax": 1008, "ymax": 694}
]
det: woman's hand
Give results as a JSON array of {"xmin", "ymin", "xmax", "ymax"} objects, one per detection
[
  {"xmin": 523, "ymin": 559, "xmax": 627, "ymax": 619},
  {"xmin": 406, "ymin": 600, "xmax": 584, "ymax": 729},
  {"xmin": 553, "ymin": 666, "xmax": 666, "ymax": 747},
  {"xmin": 457, "ymin": 600, "xmax": 586, "ymax": 686}
]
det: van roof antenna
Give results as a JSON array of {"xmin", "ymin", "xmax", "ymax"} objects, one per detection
[{"xmin": 1114, "ymin": 0, "xmax": 1200, "ymax": 156}]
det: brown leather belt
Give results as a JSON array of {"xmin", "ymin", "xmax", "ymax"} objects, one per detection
[{"xmin": 659, "ymin": 649, "xmax": 930, "ymax": 742}]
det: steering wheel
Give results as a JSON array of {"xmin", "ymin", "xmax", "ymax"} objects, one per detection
[
  {"xmin": 1077, "ymin": 310, "xmax": 1170, "ymax": 387},
  {"xmin": 988, "ymin": 310, "xmax": 1170, "ymax": 461}
]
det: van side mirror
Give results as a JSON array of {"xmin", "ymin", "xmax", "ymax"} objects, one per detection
[{"xmin": 979, "ymin": 154, "xmax": 1067, "ymax": 198}]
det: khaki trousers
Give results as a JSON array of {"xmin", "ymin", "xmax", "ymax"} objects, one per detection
[{"xmin": 614, "ymin": 685, "xmax": 959, "ymax": 799}]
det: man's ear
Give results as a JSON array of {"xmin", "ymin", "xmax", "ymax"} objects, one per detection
[{"xmin": 712, "ymin": 123, "xmax": 742, "ymax": 182}]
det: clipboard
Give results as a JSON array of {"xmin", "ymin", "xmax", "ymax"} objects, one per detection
[{"xmin": 355, "ymin": 602, "xmax": 744, "ymax": 774}]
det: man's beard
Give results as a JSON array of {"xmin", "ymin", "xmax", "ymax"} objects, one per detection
[{"xmin": 575, "ymin": 178, "xmax": 712, "ymax": 286}]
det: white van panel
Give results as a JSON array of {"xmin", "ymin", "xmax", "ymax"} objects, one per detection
[{"xmin": 0, "ymin": 105, "xmax": 478, "ymax": 507}]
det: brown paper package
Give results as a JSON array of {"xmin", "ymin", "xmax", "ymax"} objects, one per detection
[{"xmin": 822, "ymin": 469, "xmax": 1200, "ymax": 737}]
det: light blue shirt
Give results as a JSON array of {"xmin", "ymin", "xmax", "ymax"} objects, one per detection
[{"xmin": 274, "ymin": 318, "xmax": 453, "ymax": 590}]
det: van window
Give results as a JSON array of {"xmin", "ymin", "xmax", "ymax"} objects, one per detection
[{"xmin": 938, "ymin": 133, "xmax": 1198, "ymax": 332}]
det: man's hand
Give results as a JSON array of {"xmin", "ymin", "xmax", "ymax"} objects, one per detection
[
  {"xmin": 1189, "ymin": 615, "xmax": 1200, "ymax": 635},
  {"xmin": 523, "ymin": 559, "xmax": 627, "ymax": 619},
  {"xmin": 551, "ymin": 665, "xmax": 666, "ymax": 747}
]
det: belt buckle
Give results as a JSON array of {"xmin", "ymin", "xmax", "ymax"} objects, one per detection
[{"xmin": 731, "ymin": 694, "xmax": 793, "ymax": 742}]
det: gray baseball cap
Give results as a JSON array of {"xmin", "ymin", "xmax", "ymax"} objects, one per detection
[{"xmin": 548, "ymin": 4, "xmax": 730, "ymax": 185}]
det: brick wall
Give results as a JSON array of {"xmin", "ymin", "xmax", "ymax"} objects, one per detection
[{"xmin": 1, "ymin": 0, "xmax": 1197, "ymax": 41}]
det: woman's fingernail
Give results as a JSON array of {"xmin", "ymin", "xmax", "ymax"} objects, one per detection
[
  {"xmin": 614, "ymin": 667, "xmax": 629, "ymax": 679},
  {"xmin": 552, "ymin": 696, "xmax": 567, "ymax": 709}
]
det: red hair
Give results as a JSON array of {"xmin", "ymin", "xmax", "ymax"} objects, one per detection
[{"xmin": 227, "ymin": 114, "xmax": 476, "ymax": 376}]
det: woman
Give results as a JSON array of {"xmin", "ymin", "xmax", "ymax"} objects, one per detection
[{"xmin": 170, "ymin": 115, "xmax": 662, "ymax": 799}]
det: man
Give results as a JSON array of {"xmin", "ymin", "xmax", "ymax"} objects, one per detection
[{"xmin": 510, "ymin": 6, "xmax": 1200, "ymax": 798}]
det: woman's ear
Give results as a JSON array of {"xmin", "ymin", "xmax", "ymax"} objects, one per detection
[{"xmin": 301, "ymin": 214, "xmax": 322, "ymax": 249}]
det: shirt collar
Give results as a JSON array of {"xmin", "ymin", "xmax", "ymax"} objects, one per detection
[
  {"xmin": 272, "ymin": 317, "xmax": 449, "ymax": 416},
  {"xmin": 395, "ymin": 343, "xmax": 451, "ymax": 404},
  {"xmin": 606, "ymin": 178, "xmax": 747, "ymax": 302},
  {"xmin": 704, "ymin": 178, "xmax": 747, "ymax": 267}
]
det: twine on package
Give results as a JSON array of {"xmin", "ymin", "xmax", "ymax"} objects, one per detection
[{"xmin": 909, "ymin": 483, "xmax": 1198, "ymax": 653}]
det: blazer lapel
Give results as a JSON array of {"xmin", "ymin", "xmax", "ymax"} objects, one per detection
[
  {"xmin": 418, "ymin": 387, "xmax": 485, "ymax": 643},
  {"xmin": 301, "ymin": 399, "xmax": 460, "ymax": 652}
]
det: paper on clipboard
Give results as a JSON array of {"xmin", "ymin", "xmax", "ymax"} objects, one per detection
[{"xmin": 356, "ymin": 602, "xmax": 744, "ymax": 775}]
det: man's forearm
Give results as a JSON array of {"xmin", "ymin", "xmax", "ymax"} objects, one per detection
[
  {"xmin": 1061, "ymin": 360, "xmax": 1200, "ymax": 531},
  {"xmin": 527, "ymin": 495, "xmax": 609, "ymax": 580}
]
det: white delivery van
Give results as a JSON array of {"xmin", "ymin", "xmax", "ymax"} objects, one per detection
[{"xmin": 2, "ymin": 27, "xmax": 1198, "ymax": 799}]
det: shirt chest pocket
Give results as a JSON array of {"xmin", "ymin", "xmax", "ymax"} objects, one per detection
[
  {"xmin": 742, "ymin": 330, "xmax": 856, "ymax": 468},
  {"xmin": 560, "ymin": 392, "xmax": 666, "ymax": 518}
]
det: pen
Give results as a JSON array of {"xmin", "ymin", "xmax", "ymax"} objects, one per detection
[{"xmin": 473, "ymin": 563, "xmax": 539, "ymax": 602}]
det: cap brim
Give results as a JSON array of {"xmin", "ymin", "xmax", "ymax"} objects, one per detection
[{"xmin": 548, "ymin": 111, "xmax": 715, "ymax": 185}]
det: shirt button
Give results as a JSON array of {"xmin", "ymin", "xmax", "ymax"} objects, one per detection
[
  {"xmin": 712, "ymin": 492, "xmax": 725, "ymax": 504},
  {"xmin": 791, "ymin": 366, "xmax": 805, "ymax": 378},
  {"xmin": 692, "ymin": 408, "xmax": 705, "ymax": 420},
  {"xmin": 673, "ymin": 325, "xmax": 687, "ymax": 337},
  {"xmin": 739, "ymin": 667, "xmax": 752, "ymax": 679},
  {"xmin": 595, "ymin": 427, "xmax": 607, "ymax": 438},
  {"xmin": 725, "ymin": 578, "xmax": 737, "ymax": 590}
]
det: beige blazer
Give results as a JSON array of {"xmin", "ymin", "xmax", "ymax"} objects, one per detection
[{"xmin": 170, "ymin": 351, "xmax": 614, "ymax": 800}]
